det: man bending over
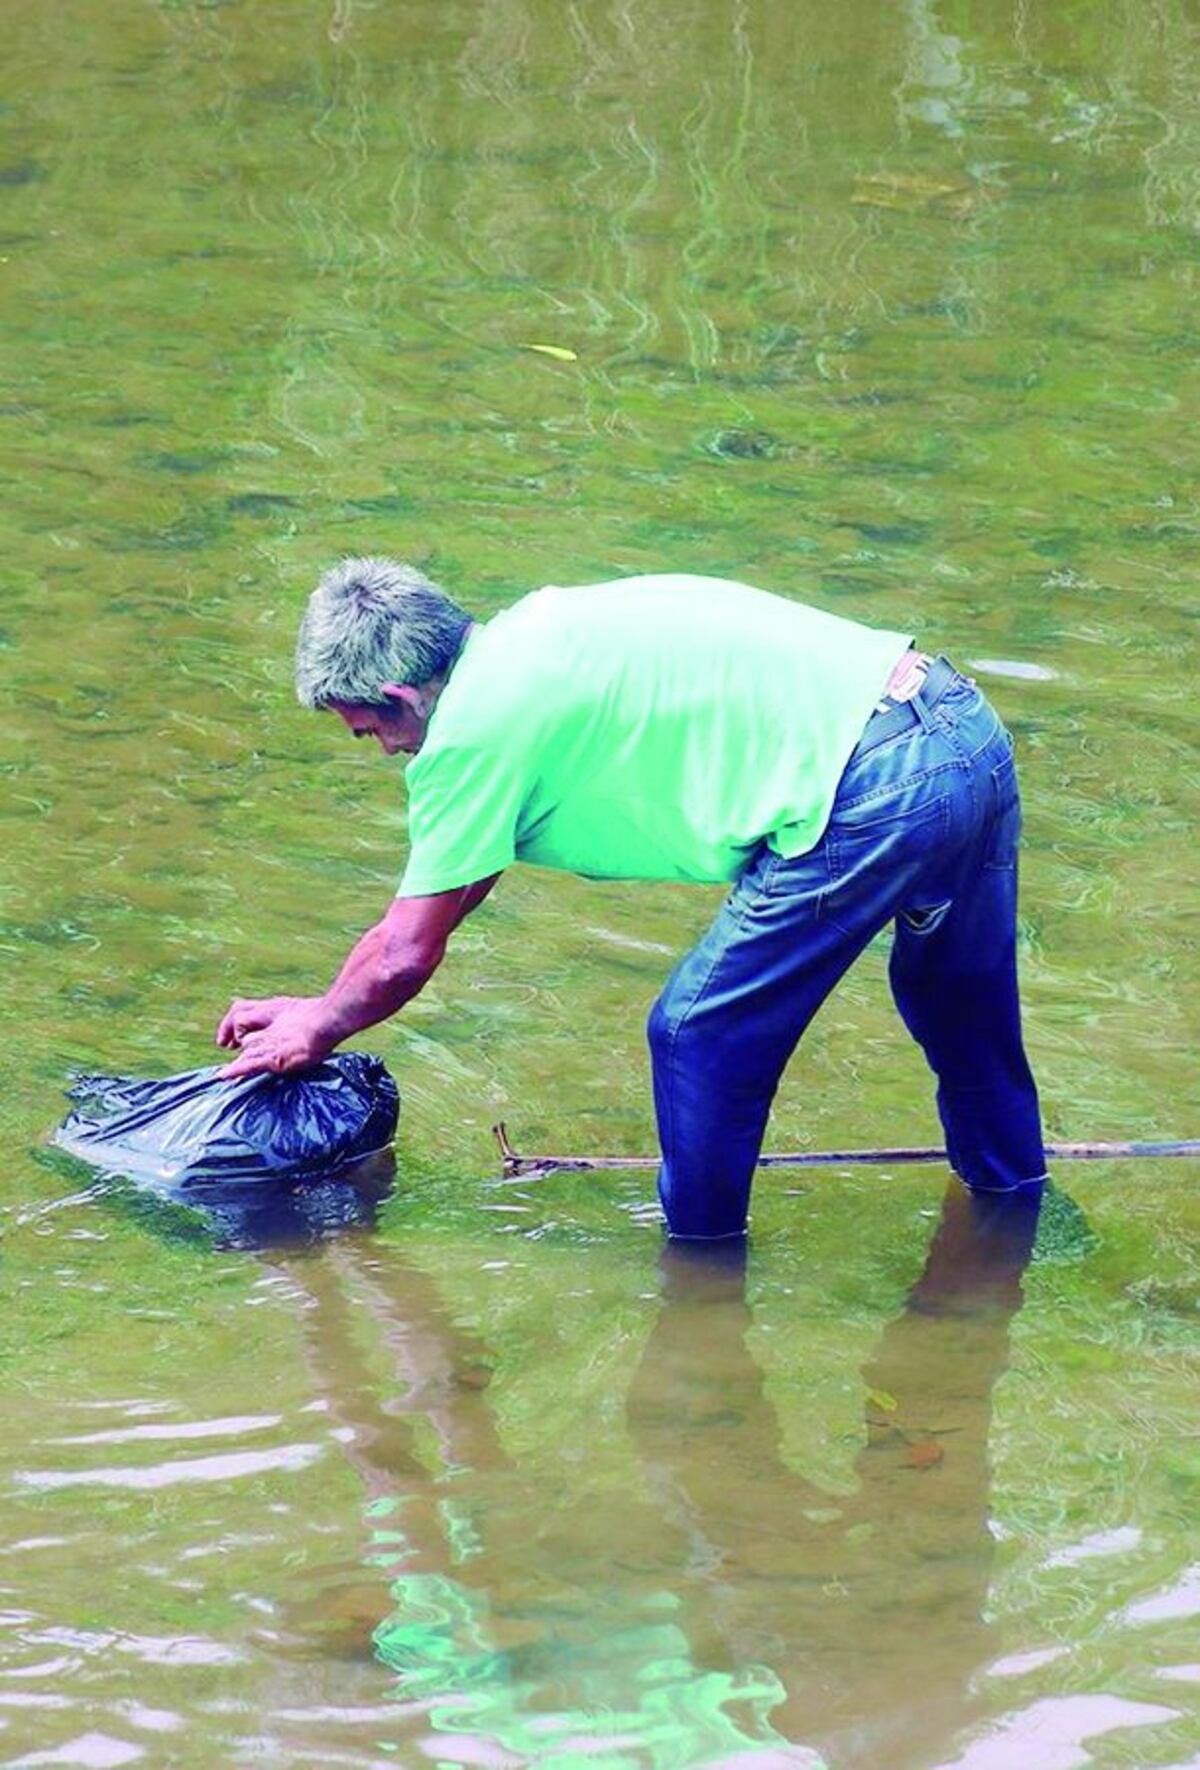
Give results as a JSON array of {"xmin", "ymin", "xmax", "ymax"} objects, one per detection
[{"xmin": 217, "ymin": 559, "xmax": 1047, "ymax": 1238}]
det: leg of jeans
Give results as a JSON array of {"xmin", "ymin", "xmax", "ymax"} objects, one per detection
[
  {"xmin": 647, "ymin": 847, "xmax": 880, "ymax": 1239},
  {"xmin": 888, "ymin": 768, "xmax": 1046, "ymax": 1193}
]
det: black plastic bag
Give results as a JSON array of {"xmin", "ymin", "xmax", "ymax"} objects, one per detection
[
  {"xmin": 196, "ymin": 1155, "xmax": 396, "ymax": 1249},
  {"xmin": 54, "ymin": 1053, "xmax": 400, "ymax": 1187}
]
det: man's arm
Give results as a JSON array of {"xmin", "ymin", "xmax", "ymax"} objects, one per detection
[
  {"xmin": 216, "ymin": 874, "xmax": 500, "ymax": 1078},
  {"xmin": 318, "ymin": 875, "xmax": 499, "ymax": 1037}
]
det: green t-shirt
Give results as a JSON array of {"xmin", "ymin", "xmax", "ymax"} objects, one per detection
[{"xmin": 397, "ymin": 574, "xmax": 909, "ymax": 896}]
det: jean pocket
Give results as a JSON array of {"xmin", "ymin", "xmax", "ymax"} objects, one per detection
[
  {"xmin": 825, "ymin": 789, "xmax": 951, "ymax": 885},
  {"xmin": 755, "ymin": 840, "xmax": 831, "ymax": 903}
]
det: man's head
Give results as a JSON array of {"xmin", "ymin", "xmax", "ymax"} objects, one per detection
[{"xmin": 295, "ymin": 556, "xmax": 472, "ymax": 754}]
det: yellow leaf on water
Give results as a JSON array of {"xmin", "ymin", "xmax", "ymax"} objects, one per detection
[
  {"xmin": 850, "ymin": 171, "xmax": 980, "ymax": 216},
  {"xmin": 866, "ymin": 1387, "xmax": 899, "ymax": 1413},
  {"xmin": 520, "ymin": 342, "xmax": 578, "ymax": 362}
]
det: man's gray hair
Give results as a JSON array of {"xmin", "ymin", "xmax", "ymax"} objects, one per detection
[{"xmin": 295, "ymin": 557, "xmax": 472, "ymax": 708}]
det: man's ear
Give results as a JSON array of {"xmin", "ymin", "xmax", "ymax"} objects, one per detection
[{"xmin": 380, "ymin": 682, "xmax": 424, "ymax": 714}]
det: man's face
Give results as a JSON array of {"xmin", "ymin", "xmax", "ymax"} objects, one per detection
[{"xmin": 329, "ymin": 687, "xmax": 429, "ymax": 756}]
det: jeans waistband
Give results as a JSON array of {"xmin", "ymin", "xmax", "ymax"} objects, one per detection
[{"xmin": 855, "ymin": 654, "xmax": 960, "ymax": 756}]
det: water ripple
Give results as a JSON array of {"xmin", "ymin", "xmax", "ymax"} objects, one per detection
[
  {"xmin": 937, "ymin": 1694, "xmax": 1181, "ymax": 1770},
  {"xmin": 13, "ymin": 1443, "xmax": 324, "ymax": 1492}
]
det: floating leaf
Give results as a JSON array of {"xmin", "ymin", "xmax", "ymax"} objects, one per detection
[
  {"xmin": 904, "ymin": 1438, "xmax": 945, "ymax": 1471},
  {"xmin": 520, "ymin": 342, "xmax": 578, "ymax": 362},
  {"xmin": 866, "ymin": 1387, "xmax": 898, "ymax": 1413},
  {"xmin": 851, "ymin": 171, "xmax": 983, "ymax": 217}
]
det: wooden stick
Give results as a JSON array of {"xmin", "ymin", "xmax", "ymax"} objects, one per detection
[{"xmin": 492, "ymin": 1122, "xmax": 1200, "ymax": 1179}]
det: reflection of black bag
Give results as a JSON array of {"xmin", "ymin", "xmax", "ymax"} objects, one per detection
[{"xmin": 55, "ymin": 1054, "xmax": 400, "ymax": 1186}]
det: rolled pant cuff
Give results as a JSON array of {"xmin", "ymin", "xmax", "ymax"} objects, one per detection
[
  {"xmin": 663, "ymin": 1226, "xmax": 748, "ymax": 1242},
  {"xmin": 955, "ymin": 1171, "xmax": 1049, "ymax": 1195}
]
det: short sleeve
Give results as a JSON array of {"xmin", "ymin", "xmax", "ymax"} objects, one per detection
[{"xmin": 397, "ymin": 742, "xmax": 529, "ymax": 897}]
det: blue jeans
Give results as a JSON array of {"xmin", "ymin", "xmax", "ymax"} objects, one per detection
[{"xmin": 647, "ymin": 658, "xmax": 1047, "ymax": 1238}]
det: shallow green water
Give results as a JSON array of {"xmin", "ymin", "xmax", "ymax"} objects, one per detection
[{"xmin": 2, "ymin": 1, "xmax": 1199, "ymax": 1764}]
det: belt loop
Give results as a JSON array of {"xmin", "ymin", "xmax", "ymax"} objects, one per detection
[{"xmin": 911, "ymin": 688, "xmax": 937, "ymax": 734}]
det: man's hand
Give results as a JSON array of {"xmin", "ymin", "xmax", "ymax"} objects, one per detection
[
  {"xmin": 216, "ymin": 995, "xmax": 311, "ymax": 1050},
  {"xmin": 213, "ymin": 876, "xmax": 502, "ymax": 1081},
  {"xmin": 216, "ymin": 997, "xmax": 337, "ymax": 1079}
]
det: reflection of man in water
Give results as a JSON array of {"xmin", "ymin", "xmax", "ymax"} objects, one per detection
[
  {"xmin": 629, "ymin": 1185, "xmax": 1042, "ymax": 1765},
  {"xmin": 217, "ymin": 558, "xmax": 1047, "ymax": 1236},
  {"xmin": 280, "ymin": 1184, "xmax": 1041, "ymax": 1766}
]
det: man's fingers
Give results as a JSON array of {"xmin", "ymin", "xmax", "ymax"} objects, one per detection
[
  {"xmin": 216, "ymin": 1000, "xmax": 277, "ymax": 1048},
  {"xmin": 219, "ymin": 1054, "xmax": 263, "ymax": 1079},
  {"xmin": 214, "ymin": 998, "xmax": 324, "ymax": 1076},
  {"xmin": 219, "ymin": 1043, "xmax": 283, "ymax": 1080},
  {"xmin": 219, "ymin": 1029, "xmax": 316, "ymax": 1079},
  {"xmin": 216, "ymin": 998, "xmax": 257, "ymax": 1047}
]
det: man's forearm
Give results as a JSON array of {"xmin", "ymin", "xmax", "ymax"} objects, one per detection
[
  {"xmin": 318, "ymin": 918, "xmax": 440, "ymax": 1043},
  {"xmin": 317, "ymin": 876, "xmax": 499, "ymax": 1045},
  {"xmin": 216, "ymin": 877, "xmax": 501, "ymax": 1078}
]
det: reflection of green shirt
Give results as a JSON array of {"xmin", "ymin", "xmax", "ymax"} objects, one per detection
[{"xmin": 397, "ymin": 575, "xmax": 909, "ymax": 896}]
